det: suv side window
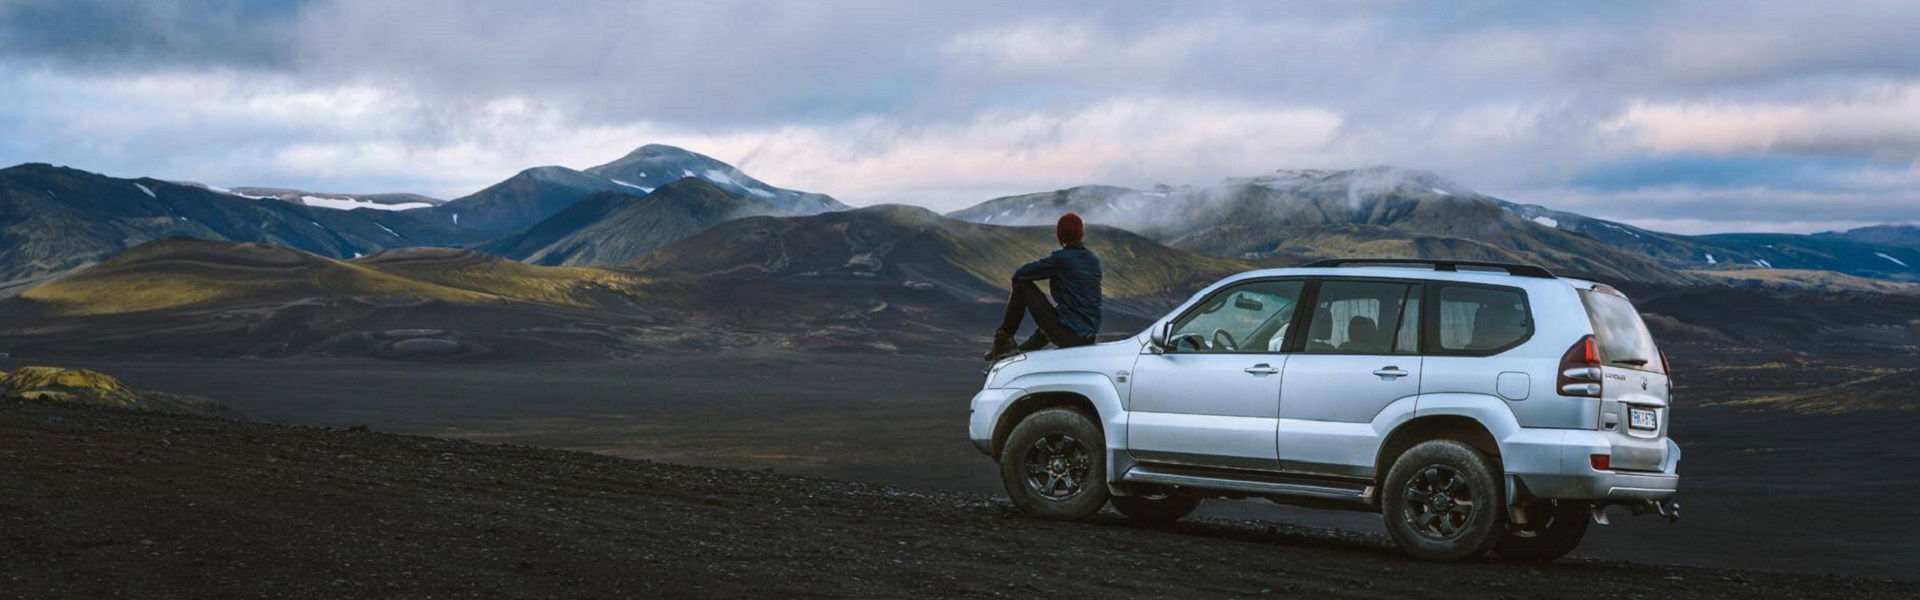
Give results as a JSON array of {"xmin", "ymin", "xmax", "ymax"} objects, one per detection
[
  {"xmin": 1165, "ymin": 279, "xmax": 1305, "ymax": 353},
  {"xmin": 1429, "ymin": 283, "xmax": 1532, "ymax": 354},
  {"xmin": 1301, "ymin": 279, "xmax": 1420, "ymax": 355}
]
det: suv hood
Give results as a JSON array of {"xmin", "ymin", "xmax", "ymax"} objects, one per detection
[{"xmin": 989, "ymin": 337, "xmax": 1143, "ymax": 389}]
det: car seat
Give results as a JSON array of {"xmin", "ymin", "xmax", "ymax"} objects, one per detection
[
  {"xmin": 1342, "ymin": 315, "xmax": 1383, "ymax": 353},
  {"xmin": 1470, "ymin": 304, "xmax": 1525, "ymax": 350},
  {"xmin": 1305, "ymin": 308, "xmax": 1336, "ymax": 352}
]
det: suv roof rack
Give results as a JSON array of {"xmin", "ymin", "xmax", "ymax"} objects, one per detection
[{"xmin": 1302, "ymin": 258, "xmax": 1557, "ymax": 279}]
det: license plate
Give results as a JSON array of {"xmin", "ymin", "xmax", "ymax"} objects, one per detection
[{"xmin": 1629, "ymin": 407, "xmax": 1658, "ymax": 431}]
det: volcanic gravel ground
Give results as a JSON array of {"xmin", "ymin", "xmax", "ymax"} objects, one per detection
[{"xmin": 2, "ymin": 399, "xmax": 1909, "ymax": 599}]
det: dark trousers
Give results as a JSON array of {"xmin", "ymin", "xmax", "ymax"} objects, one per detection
[{"xmin": 999, "ymin": 280, "xmax": 1090, "ymax": 350}]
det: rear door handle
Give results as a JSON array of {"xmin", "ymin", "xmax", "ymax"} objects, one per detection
[
  {"xmin": 1244, "ymin": 364, "xmax": 1280, "ymax": 376},
  {"xmin": 1373, "ymin": 366, "xmax": 1409, "ymax": 379}
]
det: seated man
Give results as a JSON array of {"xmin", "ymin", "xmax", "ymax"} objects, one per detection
[{"xmin": 984, "ymin": 213, "xmax": 1104, "ymax": 361}]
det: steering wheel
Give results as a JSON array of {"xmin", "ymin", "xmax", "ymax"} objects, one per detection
[
  {"xmin": 1211, "ymin": 328, "xmax": 1239, "ymax": 352},
  {"xmin": 1170, "ymin": 332, "xmax": 1209, "ymax": 352}
]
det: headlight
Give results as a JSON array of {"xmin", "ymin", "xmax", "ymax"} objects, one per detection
[{"xmin": 984, "ymin": 353, "xmax": 1026, "ymax": 388}]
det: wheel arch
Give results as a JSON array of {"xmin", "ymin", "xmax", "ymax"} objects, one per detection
[
  {"xmin": 1374, "ymin": 405, "xmax": 1511, "ymax": 489},
  {"xmin": 991, "ymin": 372, "xmax": 1124, "ymax": 458}
]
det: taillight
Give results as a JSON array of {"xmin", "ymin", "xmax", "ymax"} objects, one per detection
[
  {"xmin": 1660, "ymin": 350, "xmax": 1671, "ymax": 374},
  {"xmin": 1558, "ymin": 335, "xmax": 1602, "ymax": 397}
]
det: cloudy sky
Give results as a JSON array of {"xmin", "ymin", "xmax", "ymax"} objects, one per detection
[{"xmin": 2, "ymin": 0, "xmax": 1917, "ymax": 234}]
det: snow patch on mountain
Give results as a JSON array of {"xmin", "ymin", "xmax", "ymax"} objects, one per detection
[
  {"xmin": 299, "ymin": 195, "xmax": 433, "ymax": 212},
  {"xmin": 135, "ymin": 183, "xmax": 156, "ymax": 198},
  {"xmin": 376, "ymin": 223, "xmax": 399, "ymax": 237},
  {"xmin": 1532, "ymin": 216, "xmax": 1559, "ymax": 228},
  {"xmin": 1705, "ymin": 253, "xmax": 1717, "ymax": 264},
  {"xmin": 611, "ymin": 179, "xmax": 654, "ymax": 194},
  {"xmin": 1753, "ymin": 259, "xmax": 1774, "ymax": 268},
  {"xmin": 1430, "ymin": 188, "xmax": 1451, "ymax": 196},
  {"xmin": 1876, "ymin": 252, "xmax": 1910, "ymax": 268}
]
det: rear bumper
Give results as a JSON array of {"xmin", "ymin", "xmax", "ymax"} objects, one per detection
[
  {"xmin": 1505, "ymin": 430, "xmax": 1681, "ymax": 503},
  {"xmin": 967, "ymin": 387, "xmax": 1026, "ymax": 456}
]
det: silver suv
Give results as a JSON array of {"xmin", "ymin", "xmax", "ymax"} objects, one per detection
[{"xmin": 969, "ymin": 259, "xmax": 1680, "ymax": 561}]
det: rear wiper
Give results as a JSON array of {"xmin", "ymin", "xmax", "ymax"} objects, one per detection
[{"xmin": 1610, "ymin": 358, "xmax": 1650, "ymax": 367}]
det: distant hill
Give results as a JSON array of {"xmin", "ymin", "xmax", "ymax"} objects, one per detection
[
  {"xmin": 417, "ymin": 144, "xmax": 846, "ymax": 242},
  {"xmin": 0, "ymin": 164, "xmax": 466, "ymax": 282},
  {"xmin": 416, "ymin": 166, "xmax": 631, "ymax": 240},
  {"xmin": 18, "ymin": 238, "xmax": 640, "ymax": 316},
  {"xmin": 584, "ymin": 144, "xmax": 845, "ymax": 214},
  {"xmin": 1817, "ymin": 224, "xmax": 1920, "ymax": 249},
  {"xmin": 949, "ymin": 167, "xmax": 1919, "ymax": 284},
  {"xmin": 479, "ymin": 178, "xmax": 785, "ymax": 267},
  {"xmin": 0, "ymin": 366, "xmax": 236, "ymax": 418},
  {"xmin": 632, "ymin": 204, "xmax": 1249, "ymax": 318},
  {"xmin": 949, "ymin": 168, "xmax": 1693, "ymax": 284}
]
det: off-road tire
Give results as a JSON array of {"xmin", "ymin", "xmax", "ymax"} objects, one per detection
[
  {"xmin": 1111, "ymin": 491, "xmax": 1202, "ymax": 523},
  {"xmin": 1491, "ymin": 500, "xmax": 1590, "ymax": 562},
  {"xmin": 999, "ymin": 407, "xmax": 1108, "ymax": 521},
  {"xmin": 1381, "ymin": 440, "xmax": 1506, "ymax": 561}
]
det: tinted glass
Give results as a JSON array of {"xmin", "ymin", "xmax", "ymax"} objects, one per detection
[
  {"xmin": 1580, "ymin": 290, "xmax": 1665, "ymax": 374},
  {"xmin": 1301, "ymin": 280, "xmax": 1418, "ymax": 355},
  {"xmin": 1168, "ymin": 280, "xmax": 1305, "ymax": 353},
  {"xmin": 1435, "ymin": 284, "xmax": 1531, "ymax": 353}
]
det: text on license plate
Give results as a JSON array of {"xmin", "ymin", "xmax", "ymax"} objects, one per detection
[{"xmin": 1628, "ymin": 407, "xmax": 1658, "ymax": 430}]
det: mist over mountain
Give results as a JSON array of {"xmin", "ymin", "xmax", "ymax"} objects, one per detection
[{"xmin": 949, "ymin": 167, "xmax": 1920, "ymax": 284}]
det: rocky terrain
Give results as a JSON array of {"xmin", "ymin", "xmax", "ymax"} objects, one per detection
[
  {"xmin": 3, "ymin": 397, "xmax": 1911, "ymax": 600},
  {"xmin": 0, "ymin": 366, "xmax": 234, "ymax": 418}
]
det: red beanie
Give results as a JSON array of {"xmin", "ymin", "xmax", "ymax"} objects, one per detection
[{"xmin": 1056, "ymin": 213, "xmax": 1085, "ymax": 244}]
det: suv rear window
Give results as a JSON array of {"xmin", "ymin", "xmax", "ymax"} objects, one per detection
[
  {"xmin": 1579, "ymin": 289, "xmax": 1665, "ymax": 374},
  {"xmin": 1431, "ymin": 284, "xmax": 1531, "ymax": 354}
]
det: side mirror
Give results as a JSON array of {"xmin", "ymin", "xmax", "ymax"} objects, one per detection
[{"xmin": 1148, "ymin": 322, "xmax": 1171, "ymax": 354}]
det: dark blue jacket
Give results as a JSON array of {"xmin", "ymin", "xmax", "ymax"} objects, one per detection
[{"xmin": 1014, "ymin": 242, "xmax": 1103, "ymax": 342}]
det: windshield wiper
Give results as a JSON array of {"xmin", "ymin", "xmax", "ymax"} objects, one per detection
[{"xmin": 1610, "ymin": 358, "xmax": 1650, "ymax": 367}]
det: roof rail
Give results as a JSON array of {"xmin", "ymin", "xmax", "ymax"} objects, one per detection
[{"xmin": 1301, "ymin": 258, "xmax": 1557, "ymax": 279}]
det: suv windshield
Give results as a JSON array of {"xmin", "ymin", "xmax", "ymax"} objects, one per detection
[{"xmin": 1579, "ymin": 289, "xmax": 1664, "ymax": 374}]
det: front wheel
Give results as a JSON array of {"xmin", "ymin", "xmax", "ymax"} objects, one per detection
[
  {"xmin": 999, "ymin": 407, "xmax": 1108, "ymax": 521},
  {"xmin": 1111, "ymin": 489, "xmax": 1202, "ymax": 523},
  {"xmin": 1492, "ymin": 500, "xmax": 1590, "ymax": 562},
  {"xmin": 1381, "ymin": 440, "xmax": 1506, "ymax": 561}
]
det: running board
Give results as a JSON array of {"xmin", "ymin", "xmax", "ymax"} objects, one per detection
[{"xmin": 1122, "ymin": 465, "xmax": 1374, "ymax": 504}]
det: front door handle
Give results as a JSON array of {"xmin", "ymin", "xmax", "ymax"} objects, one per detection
[
  {"xmin": 1244, "ymin": 364, "xmax": 1280, "ymax": 376},
  {"xmin": 1373, "ymin": 366, "xmax": 1409, "ymax": 379}
]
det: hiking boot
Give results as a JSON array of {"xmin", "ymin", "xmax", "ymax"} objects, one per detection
[
  {"xmin": 982, "ymin": 329, "xmax": 1018, "ymax": 361},
  {"xmin": 1017, "ymin": 331, "xmax": 1052, "ymax": 352}
]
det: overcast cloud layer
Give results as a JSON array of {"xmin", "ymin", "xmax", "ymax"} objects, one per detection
[{"xmin": 2, "ymin": 0, "xmax": 1918, "ymax": 234}]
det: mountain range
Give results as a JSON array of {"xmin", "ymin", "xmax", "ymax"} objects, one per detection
[
  {"xmin": 4, "ymin": 145, "xmax": 1918, "ymax": 361},
  {"xmin": 5, "ymin": 146, "xmax": 1918, "ymax": 296},
  {"xmin": 0, "ymin": 145, "xmax": 845, "ymax": 282},
  {"xmin": 947, "ymin": 167, "xmax": 1920, "ymax": 285}
]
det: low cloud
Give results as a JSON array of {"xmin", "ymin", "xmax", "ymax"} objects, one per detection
[
  {"xmin": 1, "ymin": 0, "xmax": 1918, "ymax": 232},
  {"xmin": 1606, "ymin": 83, "xmax": 1920, "ymax": 159}
]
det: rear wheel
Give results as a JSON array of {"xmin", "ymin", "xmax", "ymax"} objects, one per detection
[
  {"xmin": 1111, "ymin": 488, "xmax": 1202, "ymax": 523},
  {"xmin": 1381, "ymin": 440, "xmax": 1505, "ymax": 561},
  {"xmin": 999, "ymin": 407, "xmax": 1108, "ymax": 521},
  {"xmin": 1492, "ymin": 500, "xmax": 1590, "ymax": 562}
]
